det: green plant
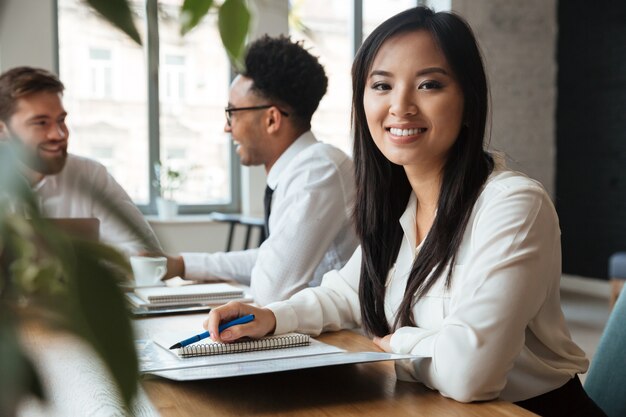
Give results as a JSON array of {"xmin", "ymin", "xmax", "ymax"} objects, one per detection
[
  {"xmin": 0, "ymin": 1, "xmax": 253, "ymax": 414},
  {"xmin": 86, "ymin": 0, "xmax": 251, "ymax": 69},
  {"xmin": 153, "ymin": 160, "xmax": 186, "ymax": 200},
  {"xmin": 0, "ymin": 143, "xmax": 140, "ymax": 415}
]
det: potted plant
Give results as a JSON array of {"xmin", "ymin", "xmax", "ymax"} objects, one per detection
[
  {"xmin": 153, "ymin": 160, "xmax": 186, "ymax": 219},
  {"xmin": 1, "ymin": 0, "xmax": 251, "ymax": 414}
]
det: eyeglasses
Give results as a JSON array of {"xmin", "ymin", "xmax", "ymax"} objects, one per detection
[{"xmin": 224, "ymin": 105, "xmax": 289, "ymax": 126}]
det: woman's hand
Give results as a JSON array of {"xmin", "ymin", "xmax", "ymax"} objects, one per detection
[
  {"xmin": 372, "ymin": 334, "xmax": 393, "ymax": 352},
  {"xmin": 203, "ymin": 301, "xmax": 277, "ymax": 343}
]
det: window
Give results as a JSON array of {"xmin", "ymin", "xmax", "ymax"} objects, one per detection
[
  {"xmin": 163, "ymin": 54, "xmax": 186, "ymax": 101},
  {"xmin": 289, "ymin": 0, "xmax": 421, "ymax": 156},
  {"xmin": 289, "ymin": 0, "xmax": 352, "ymax": 155},
  {"xmin": 88, "ymin": 48, "xmax": 113, "ymax": 98},
  {"xmin": 58, "ymin": 0, "xmax": 447, "ymax": 214},
  {"xmin": 363, "ymin": 0, "xmax": 420, "ymax": 39},
  {"xmin": 58, "ymin": 0, "xmax": 236, "ymax": 212}
]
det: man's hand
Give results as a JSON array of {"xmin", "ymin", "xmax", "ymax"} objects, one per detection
[
  {"xmin": 165, "ymin": 254, "xmax": 185, "ymax": 279},
  {"xmin": 138, "ymin": 251, "xmax": 185, "ymax": 280}
]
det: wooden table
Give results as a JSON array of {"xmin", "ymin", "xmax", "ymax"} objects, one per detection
[
  {"xmin": 137, "ymin": 313, "xmax": 537, "ymax": 417},
  {"xmin": 18, "ymin": 313, "xmax": 536, "ymax": 416}
]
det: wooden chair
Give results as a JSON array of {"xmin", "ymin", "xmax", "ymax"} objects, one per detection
[{"xmin": 211, "ymin": 212, "xmax": 265, "ymax": 251}]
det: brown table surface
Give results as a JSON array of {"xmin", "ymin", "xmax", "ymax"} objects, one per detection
[{"xmin": 136, "ymin": 313, "xmax": 538, "ymax": 417}]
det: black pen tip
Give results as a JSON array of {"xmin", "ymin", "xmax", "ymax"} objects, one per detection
[{"xmin": 169, "ymin": 343, "xmax": 182, "ymax": 349}]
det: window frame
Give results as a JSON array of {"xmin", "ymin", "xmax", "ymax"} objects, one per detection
[{"xmin": 143, "ymin": 0, "xmax": 242, "ymax": 215}]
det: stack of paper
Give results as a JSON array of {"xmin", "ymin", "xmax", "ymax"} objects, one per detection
[
  {"xmin": 126, "ymin": 283, "xmax": 252, "ymax": 315},
  {"xmin": 137, "ymin": 332, "xmax": 414, "ymax": 381}
]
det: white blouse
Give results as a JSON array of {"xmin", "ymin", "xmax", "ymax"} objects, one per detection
[{"xmin": 267, "ymin": 169, "xmax": 588, "ymax": 403}]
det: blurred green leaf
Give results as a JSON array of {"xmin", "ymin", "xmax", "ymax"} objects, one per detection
[
  {"xmin": 180, "ymin": 0, "xmax": 214, "ymax": 36},
  {"xmin": 85, "ymin": 0, "xmax": 142, "ymax": 45},
  {"xmin": 0, "ymin": 1, "xmax": 255, "ymax": 412},
  {"xmin": 0, "ymin": 316, "xmax": 45, "ymax": 417},
  {"xmin": 289, "ymin": 0, "xmax": 315, "ymax": 40},
  {"xmin": 66, "ymin": 243, "xmax": 138, "ymax": 409},
  {"xmin": 79, "ymin": 239, "xmax": 132, "ymax": 274},
  {"xmin": 218, "ymin": 0, "xmax": 251, "ymax": 70},
  {"xmin": 0, "ymin": 143, "xmax": 41, "ymax": 217},
  {"xmin": 1, "ymin": 126, "xmax": 142, "ymax": 414}
]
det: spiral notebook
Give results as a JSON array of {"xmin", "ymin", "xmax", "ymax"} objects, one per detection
[
  {"xmin": 154, "ymin": 332, "xmax": 311, "ymax": 358},
  {"xmin": 139, "ymin": 332, "xmax": 415, "ymax": 381},
  {"xmin": 134, "ymin": 283, "xmax": 244, "ymax": 305}
]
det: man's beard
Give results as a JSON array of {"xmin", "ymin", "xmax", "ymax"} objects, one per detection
[
  {"xmin": 8, "ymin": 130, "xmax": 68, "ymax": 176},
  {"xmin": 32, "ymin": 144, "xmax": 68, "ymax": 175}
]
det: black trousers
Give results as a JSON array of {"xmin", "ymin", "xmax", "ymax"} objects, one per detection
[{"xmin": 514, "ymin": 376, "xmax": 607, "ymax": 417}]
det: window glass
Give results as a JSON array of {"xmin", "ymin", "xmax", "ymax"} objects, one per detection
[
  {"xmin": 362, "ymin": 0, "xmax": 417, "ymax": 39},
  {"xmin": 58, "ymin": 0, "xmax": 233, "ymax": 208},
  {"xmin": 59, "ymin": 0, "xmax": 149, "ymax": 203},
  {"xmin": 158, "ymin": 0, "xmax": 232, "ymax": 205},
  {"xmin": 88, "ymin": 47, "xmax": 113, "ymax": 98},
  {"xmin": 426, "ymin": 0, "xmax": 451, "ymax": 12},
  {"xmin": 289, "ymin": 0, "xmax": 353, "ymax": 155},
  {"xmin": 289, "ymin": 0, "xmax": 423, "ymax": 156}
]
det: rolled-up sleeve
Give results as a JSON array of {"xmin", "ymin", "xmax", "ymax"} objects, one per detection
[
  {"xmin": 267, "ymin": 246, "xmax": 363, "ymax": 335},
  {"xmin": 182, "ymin": 249, "xmax": 258, "ymax": 285}
]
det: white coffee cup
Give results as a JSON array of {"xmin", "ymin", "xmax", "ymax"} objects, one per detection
[{"xmin": 130, "ymin": 256, "xmax": 167, "ymax": 287}]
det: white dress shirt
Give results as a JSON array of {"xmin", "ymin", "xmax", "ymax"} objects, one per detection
[
  {"xmin": 35, "ymin": 154, "xmax": 161, "ymax": 255},
  {"xmin": 183, "ymin": 131, "xmax": 359, "ymax": 305},
  {"xmin": 267, "ymin": 169, "xmax": 588, "ymax": 403}
]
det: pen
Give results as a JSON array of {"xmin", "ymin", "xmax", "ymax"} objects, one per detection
[{"xmin": 169, "ymin": 314, "xmax": 255, "ymax": 349}]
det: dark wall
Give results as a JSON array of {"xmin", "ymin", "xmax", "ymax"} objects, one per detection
[{"xmin": 556, "ymin": 1, "xmax": 626, "ymax": 279}]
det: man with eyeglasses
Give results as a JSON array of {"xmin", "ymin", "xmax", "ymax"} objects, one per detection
[{"xmin": 165, "ymin": 35, "xmax": 358, "ymax": 305}]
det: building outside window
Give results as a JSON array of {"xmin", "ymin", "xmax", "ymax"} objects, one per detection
[
  {"xmin": 88, "ymin": 47, "xmax": 113, "ymax": 98},
  {"xmin": 58, "ymin": 0, "xmax": 233, "ymax": 211},
  {"xmin": 163, "ymin": 54, "xmax": 186, "ymax": 102}
]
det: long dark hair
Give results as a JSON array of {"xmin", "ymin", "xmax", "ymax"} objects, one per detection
[{"xmin": 352, "ymin": 7, "xmax": 494, "ymax": 337}]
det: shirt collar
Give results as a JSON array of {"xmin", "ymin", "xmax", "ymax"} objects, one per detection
[
  {"xmin": 31, "ymin": 168, "xmax": 63, "ymax": 197},
  {"xmin": 266, "ymin": 131, "xmax": 317, "ymax": 190},
  {"xmin": 32, "ymin": 175, "xmax": 51, "ymax": 192},
  {"xmin": 399, "ymin": 192, "xmax": 418, "ymax": 254}
]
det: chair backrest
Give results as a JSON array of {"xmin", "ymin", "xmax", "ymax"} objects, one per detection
[
  {"xmin": 584, "ymin": 290, "xmax": 626, "ymax": 417},
  {"xmin": 211, "ymin": 212, "xmax": 265, "ymax": 251}
]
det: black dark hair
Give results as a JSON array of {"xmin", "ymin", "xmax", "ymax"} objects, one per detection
[
  {"xmin": 352, "ymin": 7, "xmax": 494, "ymax": 336},
  {"xmin": 243, "ymin": 34, "xmax": 328, "ymax": 129}
]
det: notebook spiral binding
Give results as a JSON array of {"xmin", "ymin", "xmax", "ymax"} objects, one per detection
[
  {"xmin": 147, "ymin": 291, "xmax": 243, "ymax": 304},
  {"xmin": 179, "ymin": 334, "xmax": 311, "ymax": 358}
]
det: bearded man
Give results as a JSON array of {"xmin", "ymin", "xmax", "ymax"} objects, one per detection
[{"xmin": 0, "ymin": 66, "xmax": 160, "ymax": 255}]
